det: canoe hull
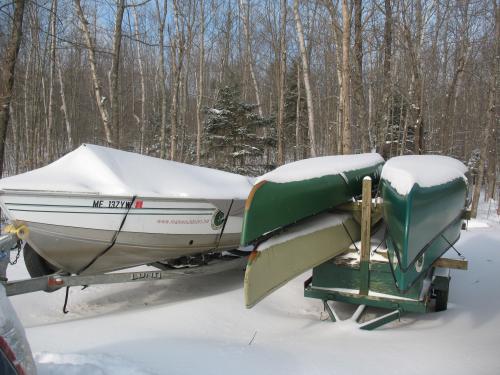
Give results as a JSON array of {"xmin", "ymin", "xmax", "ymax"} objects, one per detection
[
  {"xmin": 381, "ymin": 178, "xmax": 467, "ymax": 291},
  {"xmin": 241, "ymin": 163, "xmax": 383, "ymax": 245},
  {"xmin": 0, "ymin": 191, "xmax": 243, "ymax": 274},
  {"xmin": 244, "ymin": 214, "xmax": 359, "ymax": 308}
]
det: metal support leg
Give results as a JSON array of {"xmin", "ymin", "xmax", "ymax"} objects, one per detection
[
  {"xmin": 359, "ymin": 309, "xmax": 401, "ymax": 330},
  {"xmin": 323, "ymin": 300, "xmax": 337, "ymax": 322}
]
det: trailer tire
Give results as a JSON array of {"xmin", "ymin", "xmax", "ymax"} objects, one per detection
[
  {"xmin": 434, "ymin": 289, "xmax": 449, "ymax": 312},
  {"xmin": 23, "ymin": 243, "xmax": 58, "ymax": 278}
]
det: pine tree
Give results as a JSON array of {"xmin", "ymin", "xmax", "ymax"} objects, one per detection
[{"xmin": 204, "ymin": 84, "xmax": 275, "ymax": 175}]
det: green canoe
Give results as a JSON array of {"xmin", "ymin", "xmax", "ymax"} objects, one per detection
[
  {"xmin": 244, "ymin": 213, "xmax": 360, "ymax": 308},
  {"xmin": 241, "ymin": 154, "xmax": 384, "ymax": 246},
  {"xmin": 380, "ymin": 155, "xmax": 468, "ymax": 292}
]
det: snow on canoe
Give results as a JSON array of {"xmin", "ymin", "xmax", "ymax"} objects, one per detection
[
  {"xmin": 241, "ymin": 153, "xmax": 384, "ymax": 246},
  {"xmin": 0, "ymin": 144, "xmax": 253, "ymax": 275},
  {"xmin": 380, "ymin": 155, "xmax": 469, "ymax": 291}
]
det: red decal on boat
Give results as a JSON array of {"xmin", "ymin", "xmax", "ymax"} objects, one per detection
[{"xmin": 135, "ymin": 199, "xmax": 143, "ymax": 208}]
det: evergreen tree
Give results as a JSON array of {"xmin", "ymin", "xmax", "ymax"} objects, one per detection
[{"xmin": 204, "ymin": 84, "xmax": 275, "ymax": 175}]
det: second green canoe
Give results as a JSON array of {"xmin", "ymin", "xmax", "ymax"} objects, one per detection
[
  {"xmin": 241, "ymin": 154, "xmax": 384, "ymax": 246},
  {"xmin": 380, "ymin": 155, "xmax": 468, "ymax": 292}
]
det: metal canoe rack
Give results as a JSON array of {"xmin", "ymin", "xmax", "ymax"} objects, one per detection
[{"xmin": 304, "ymin": 177, "xmax": 468, "ymax": 330}]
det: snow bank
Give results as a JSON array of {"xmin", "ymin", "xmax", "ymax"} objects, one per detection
[
  {"xmin": 35, "ymin": 352, "xmax": 156, "ymax": 375},
  {"xmin": 256, "ymin": 153, "xmax": 384, "ymax": 184},
  {"xmin": 381, "ymin": 155, "xmax": 468, "ymax": 195},
  {"xmin": 0, "ymin": 144, "xmax": 253, "ymax": 200},
  {"xmin": 257, "ymin": 213, "xmax": 351, "ymax": 252},
  {"xmin": 6, "ymin": 194, "xmax": 500, "ymax": 375}
]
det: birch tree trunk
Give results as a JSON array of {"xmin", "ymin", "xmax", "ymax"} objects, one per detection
[
  {"xmin": 293, "ymin": 0, "xmax": 317, "ymax": 157},
  {"xmin": 196, "ymin": 0, "xmax": 205, "ymax": 165},
  {"xmin": 411, "ymin": 0, "xmax": 424, "ymax": 154},
  {"xmin": 170, "ymin": 0, "xmax": 185, "ymax": 161},
  {"xmin": 277, "ymin": 0, "xmax": 287, "ymax": 165},
  {"xmin": 239, "ymin": 0, "xmax": 263, "ymax": 117},
  {"xmin": 74, "ymin": 0, "xmax": 113, "ymax": 145},
  {"xmin": 0, "ymin": 0, "xmax": 25, "ymax": 178},
  {"xmin": 47, "ymin": 0, "xmax": 57, "ymax": 160},
  {"xmin": 155, "ymin": 0, "xmax": 167, "ymax": 158},
  {"xmin": 56, "ymin": 55, "xmax": 73, "ymax": 151},
  {"xmin": 341, "ymin": 0, "xmax": 352, "ymax": 154},
  {"xmin": 132, "ymin": 5, "xmax": 146, "ymax": 154},
  {"xmin": 295, "ymin": 62, "xmax": 302, "ymax": 161}
]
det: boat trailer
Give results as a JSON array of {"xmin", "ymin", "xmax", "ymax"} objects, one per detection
[
  {"xmin": 304, "ymin": 178, "xmax": 469, "ymax": 330},
  {"xmin": 0, "ymin": 232, "xmax": 246, "ymax": 301}
]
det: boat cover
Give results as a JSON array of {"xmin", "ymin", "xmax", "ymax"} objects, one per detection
[{"xmin": 0, "ymin": 144, "xmax": 254, "ymax": 199}]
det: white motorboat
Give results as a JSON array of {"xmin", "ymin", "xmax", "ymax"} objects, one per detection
[{"xmin": 0, "ymin": 144, "xmax": 253, "ymax": 276}]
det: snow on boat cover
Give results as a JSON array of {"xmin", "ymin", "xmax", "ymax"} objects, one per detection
[
  {"xmin": 380, "ymin": 155, "xmax": 468, "ymax": 195},
  {"xmin": 0, "ymin": 144, "xmax": 253, "ymax": 199}
]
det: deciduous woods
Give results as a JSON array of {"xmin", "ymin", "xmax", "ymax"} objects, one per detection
[{"xmin": 0, "ymin": 0, "xmax": 497, "ymax": 206}]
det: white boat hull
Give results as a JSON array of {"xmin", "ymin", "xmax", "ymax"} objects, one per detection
[{"xmin": 0, "ymin": 191, "xmax": 244, "ymax": 274}]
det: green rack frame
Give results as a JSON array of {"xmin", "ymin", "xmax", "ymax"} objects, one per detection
[{"xmin": 303, "ymin": 177, "xmax": 466, "ymax": 330}]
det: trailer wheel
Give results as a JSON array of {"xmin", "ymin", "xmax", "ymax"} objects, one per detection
[
  {"xmin": 434, "ymin": 289, "xmax": 449, "ymax": 312},
  {"xmin": 23, "ymin": 243, "xmax": 58, "ymax": 278}
]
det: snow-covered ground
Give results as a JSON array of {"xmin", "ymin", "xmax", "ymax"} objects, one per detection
[{"xmin": 7, "ymin": 198, "xmax": 500, "ymax": 375}]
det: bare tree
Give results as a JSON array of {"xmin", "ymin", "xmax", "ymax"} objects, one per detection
[
  {"xmin": 0, "ymin": 0, "xmax": 25, "ymax": 177},
  {"xmin": 277, "ymin": 0, "xmax": 287, "ymax": 165},
  {"xmin": 293, "ymin": 0, "xmax": 317, "ymax": 157},
  {"xmin": 110, "ymin": 0, "xmax": 126, "ymax": 146},
  {"xmin": 47, "ymin": 0, "xmax": 57, "ymax": 160},
  {"xmin": 341, "ymin": 0, "xmax": 352, "ymax": 154},
  {"xmin": 169, "ymin": 0, "xmax": 186, "ymax": 161},
  {"xmin": 74, "ymin": 0, "xmax": 113, "ymax": 144},
  {"xmin": 353, "ymin": 0, "xmax": 367, "ymax": 152},
  {"xmin": 378, "ymin": 0, "xmax": 392, "ymax": 153},
  {"xmin": 471, "ymin": 0, "xmax": 499, "ymax": 217},
  {"xmin": 155, "ymin": 0, "xmax": 167, "ymax": 158},
  {"xmin": 239, "ymin": 0, "xmax": 263, "ymax": 117},
  {"xmin": 196, "ymin": 0, "xmax": 205, "ymax": 165},
  {"xmin": 56, "ymin": 55, "xmax": 73, "ymax": 151},
  {"xmin": 132, "ymin": 4, "xmax": 146, "ymax": 154}
]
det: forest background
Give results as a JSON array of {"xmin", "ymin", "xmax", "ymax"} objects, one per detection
[{"xmin": 0, "ymin": 0, "xmax": 498, "ymax": 216}]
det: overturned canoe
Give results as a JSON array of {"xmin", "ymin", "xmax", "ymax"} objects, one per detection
[
  {"xmin": 380, "ymin": 155, "xmax": 468, "ymax": 291},
  {"xmin": 244, "ymin": 213, "xmax": 359, "ymax": 308},
  {"xmin": 241, "ymin": 154, "xmax": 384, "ymax": 246}
]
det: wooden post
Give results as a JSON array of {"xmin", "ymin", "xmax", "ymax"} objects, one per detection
[{"xmin": 360, "ymin": 176, "xmax": 372, "ymax": 295}]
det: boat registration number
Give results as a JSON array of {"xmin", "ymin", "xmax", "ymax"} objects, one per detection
[{"xmin": 92, "ymin": 200, "xmax": 133, "ymax": 209}]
